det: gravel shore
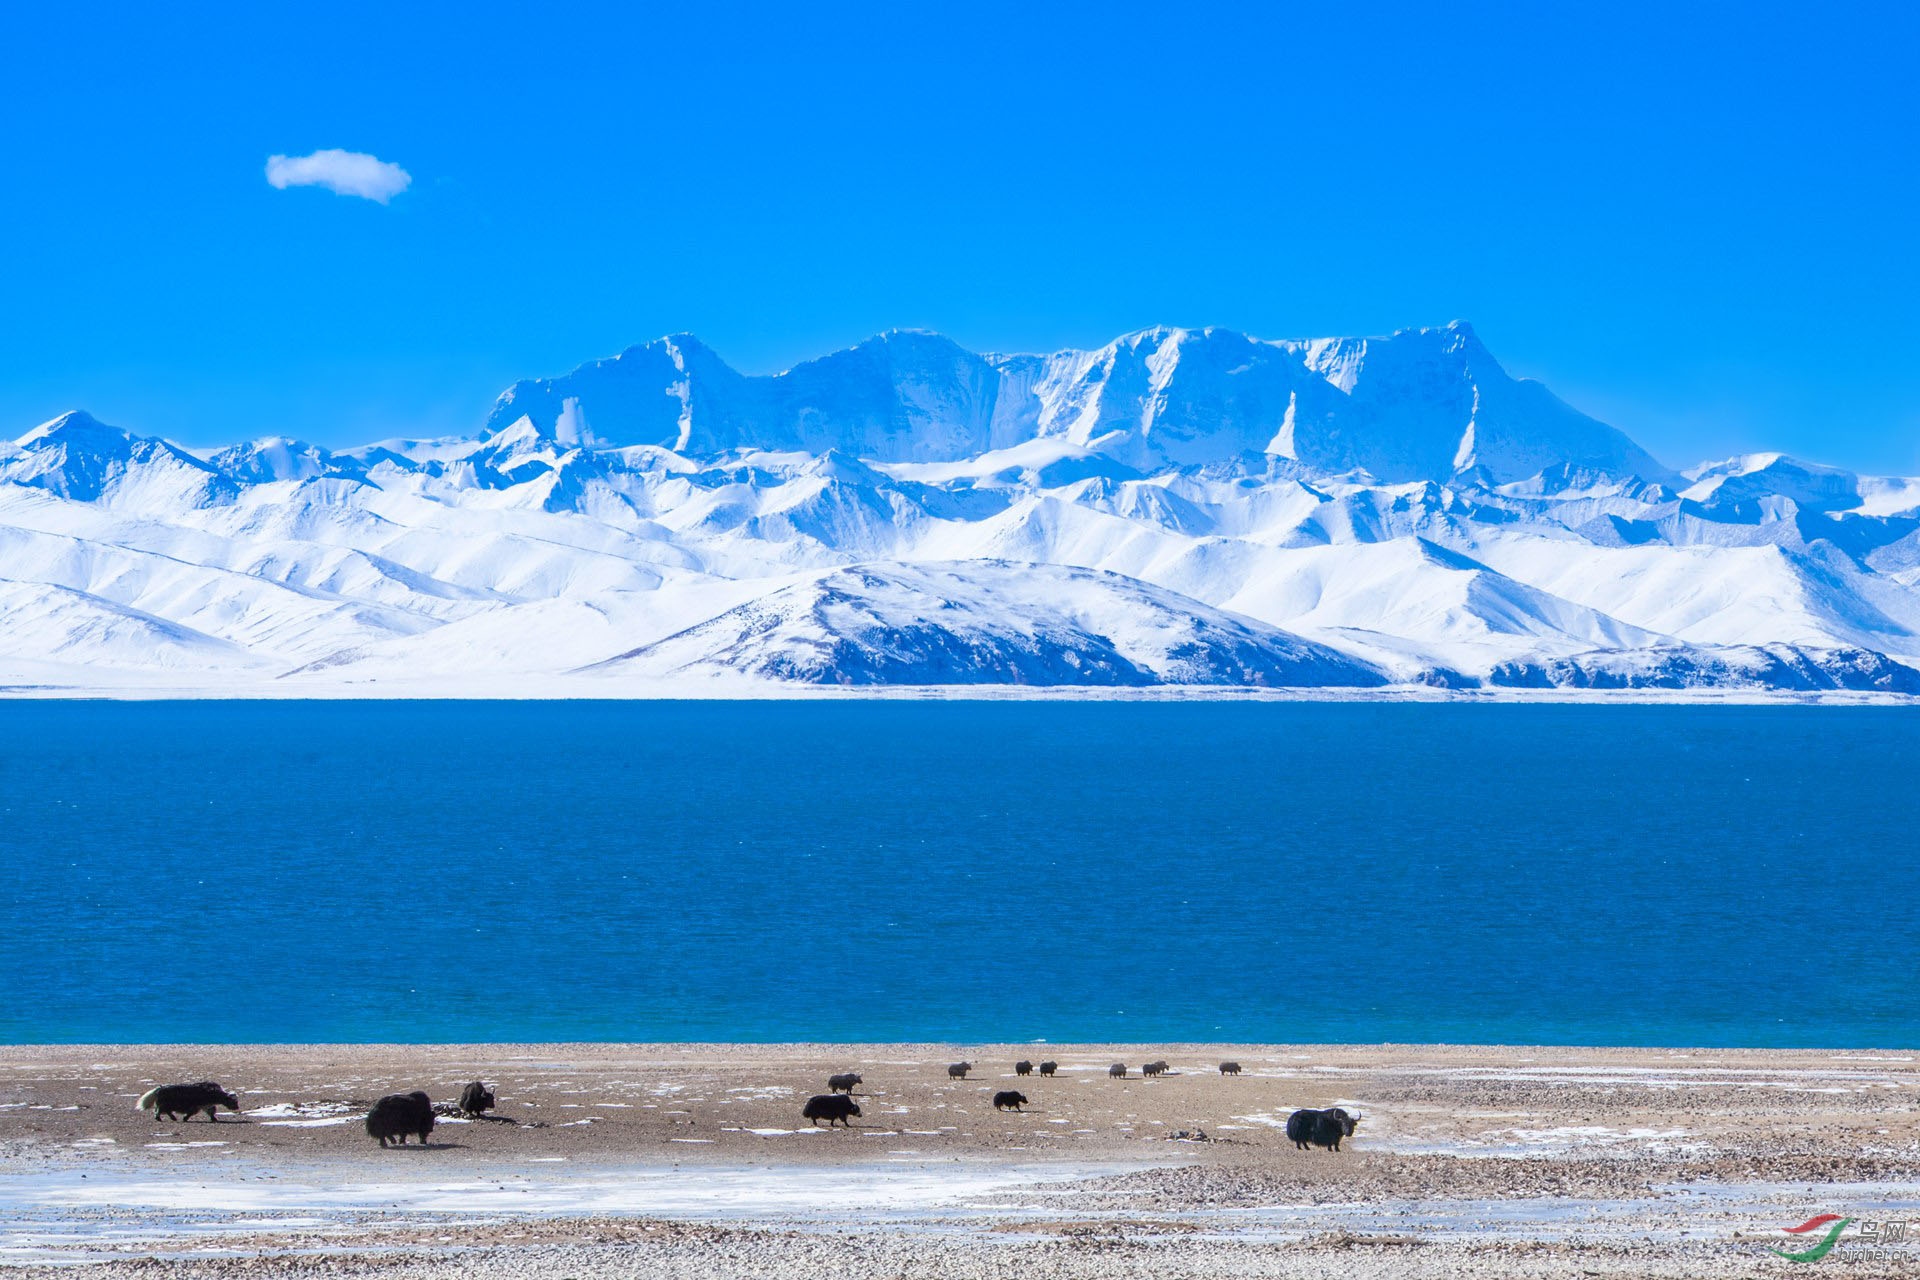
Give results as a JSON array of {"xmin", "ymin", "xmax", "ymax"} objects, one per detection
[{"xmin": 4, "ymin": 1042, "xmax": 1918, "ymax": 1276}]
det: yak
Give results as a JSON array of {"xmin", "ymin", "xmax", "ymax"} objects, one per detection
[
  {"xmin": 1143, "ymin": 1061, "xmax": 1169, "ymax": 1077},
  {"xmin": 457, "ymin": 1081, "xmax": 496, "ymax": 1117},
  {"xmin": 1014, "ymin": 1060, "xmax": 1033, "ymax": 1076},
  {"xmin": 802, "ymin": 1094, "xmax": 861, "ymax": 1127},
  {"xmin": 1108, "ymin": 1063, "xmax": 1127, "ymax": 1078},
  {"xmin": 367, "ymin": 1091, "xmax": 436, "ymax": 1147},
  {"xmin": 137, "ymin": 1081, "xmax": 239, "ymax": 1123},
  {"xmin": 947, "ymin": 1062, "xmax": 972, "ymax": 1079},
  {"xmin": 827, "ymin": 1072, "xmax": 862, "ymax": 1094},
  {"xmin": 992, "ymin": 1090, "xmax": 1028, "ymax": 1111},
  {"xmin": 1037, "ymin": 1061, "xmax": 1058, "ymax": 1077},
  {"xmin": 1219, "ymin": 1061, "xmax": 1242, "ymax": 1076},
  {"xmin": 1286, "ymin": 1106, "xmax": 1360, "ymax": 1152}
]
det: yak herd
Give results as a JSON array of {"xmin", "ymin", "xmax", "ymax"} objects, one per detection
[
  {"xmin": 801, "ymin": 1059, "xmax": 1361, "ymax": 1151},
  {"xmin": 133, "ymin": 1058, "xmax": 1362, "ymax": 1152},
  {"xmin": 135, "ymin": 1075, "xmax": 502, "ymax": 1146}
]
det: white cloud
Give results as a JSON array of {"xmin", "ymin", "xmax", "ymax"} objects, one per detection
[{"xmin": 265, "ymin": 149, "xmax": 412, "ymax": 203}]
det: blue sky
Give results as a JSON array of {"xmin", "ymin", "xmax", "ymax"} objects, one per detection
[{"xmin": 4, "ymin": 1, "xmax": 1917, "ymax": 471}]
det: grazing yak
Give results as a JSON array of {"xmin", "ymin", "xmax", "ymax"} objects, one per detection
[
  {"xmin": 1014, "ymin": 1060, "xmax": 1033, "ymax": 1076},
  {"xmin": 137, "ymin": 1081, "xmax": 240, "ymax": 1122},
  {"xmin": 1038, "ymin": 1061, "xmax": 1058, "ymax": 1077},
  {"xmin": 1108, "ymin": 1063, "xmax": 1127, "ymax": 1078},
  {"xmin": 457, "ymin": 1081, "xmax": 496, "ymax": 1117},
  {"xmin": 947, "ymin": 1062, "xmax": 972, "ymax": 1079},
  {"xmin": 1143, "ymin": 1061, "xmax": 1169, "ymax": 1077},
  {"xmin": 367, "ymin": 1091, "xmax": 436, "ymax": 1147},
  {"xmin": 1286, "ymin": 1106, "xmax": 1360, "ymax": 1152},
  {"xmin": 827, "ymin": 1072, "xmax": 862, "ymax": 1094},
  {"xmin": 992, "ymin": 1090, "xmax": 1028, "ymax": 1111},
  {"xmin": 802, "ymin": 1094, "xmax": 861, "ymax": 1127},
  {"xmin": 1219, "ymin": 1062, "xmax": 1242, "ymax": 1076}
]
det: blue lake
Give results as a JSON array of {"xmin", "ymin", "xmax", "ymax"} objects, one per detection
[{"xmin": 3, "ymin": 700, "xmax": 1917, "ymax": 1047}]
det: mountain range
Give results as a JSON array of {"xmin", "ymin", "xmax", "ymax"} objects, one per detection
[{"xmin": 5, "ymin": 320, "xmax": 1920, "ymax": 697}]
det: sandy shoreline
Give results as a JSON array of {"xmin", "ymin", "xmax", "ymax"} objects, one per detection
[{"xmin": 5, "ymin": 1042, "xmax": 1920, "ymax": 1275}]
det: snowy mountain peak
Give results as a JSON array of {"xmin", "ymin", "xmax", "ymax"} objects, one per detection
[
  {"xmin": 6, "ymin": 326, "xmax": 1919, "ymax": 697},
  {"xmin": 7, "ymin": 410, "xmax": 232, "ymax": 506},
  {"xmin": 17, "ymin": 409, "xmax": 130, "ymax": 448},
  {"xmin": 468, "ymin": 323, "xmax": 1671, "ymax": 484}
]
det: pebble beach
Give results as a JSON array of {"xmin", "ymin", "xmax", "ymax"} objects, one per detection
[{"xmin": 4, "ymin": 1042, "xmax": 1918, "ymax": 1276}]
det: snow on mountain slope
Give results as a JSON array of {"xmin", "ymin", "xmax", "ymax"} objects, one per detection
[
  {"xmin": 1464, "ymin": 540, "xmax": 1920, "ymax": 657},
  {"xmin": 590, "ymin": 561, "xmax": 1388, "ymax": 688},
  {"xmin": 1488, "ymin": 644, "xmax": 1920, "ymax": 693},
  {"xmin": 4, "ymin": 323, "xmax": 1919, "ymax": 696},
  {"xmin": 487, "ymin": 330, "xmax": 1014, "ymax": 461},
  {"xmin": 5, "ymin": 412, "xmax": 236, "ymax": 508},
  {"xmin": 484, "ymin": 322, "xmax": 1672, "ymax": 484},
  {"xmin": 0, "ymin": 579, "xmax": 261, "ymax": 674}
]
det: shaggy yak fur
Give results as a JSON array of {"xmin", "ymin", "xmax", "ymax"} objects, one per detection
[
  {"xmin": 366, "ymin": 1091, "xmax": 436, "ymax": 1147},
  {"xmin": 136, "ymin": 1082, "xmax": 239, "ymax": 1122},
  {"xmin": 1286, "ymin": 1106, "xmax": 1360, "ymax": 1151},
  {"xmin": 801, "ymin": 1094, "xmax": 861, "ymax": 1127}
]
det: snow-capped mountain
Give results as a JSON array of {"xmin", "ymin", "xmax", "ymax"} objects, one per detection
[
  {"xmin": 3, "ymin": 322, "xmax": 1918, "ymax": 697},
  {"xmin": 484, "ymin": 321, "xmax": 1669, "ymax": 483}
]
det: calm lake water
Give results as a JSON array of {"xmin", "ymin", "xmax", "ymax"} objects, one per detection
[{"xmin": 3, "ymin": 700, "xmax": 1917, "ymax": 1047}]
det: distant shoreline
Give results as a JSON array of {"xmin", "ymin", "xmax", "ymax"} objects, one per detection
[
  {"xmin": 2, "ymin": 681, "xmax": 1916, "ymax": 704},
  {"xmin": 5, "ymin": 1038, "xmax": 1919, "ymax": 1051}
]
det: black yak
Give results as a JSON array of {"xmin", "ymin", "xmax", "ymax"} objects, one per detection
[
  {"xmin": 827, "ymin": 1072, "xmax": 862, "ymax": 1094},
  {"xmin": 1108, "ymin": 1063, "xmax": 1127, "ymax": 1078},
  {"xmin": 1014, "ymin": 1060, "xmax": 1033, "ymax": 1076},
  {"xmin": 1219, "ymin": 1061, "xmax": 1242, "ymax": 1076},
  {"xmin": 367, "ymin": 1091, "xmax": 436, "ymax": 1147},
  {"xmin": 947, "ymin": 1062, "xmax": 972, "ymax": 1079},
  {"xmin": 1038, "ymin": 1061, "xmax": 1058, "ymax": 1077},
  {"xmin": 992, "ymin": 1090, "xmax": 1028, "ymax": 1111},
  {"xmin": 1143, "ymin": 1060, "xmax": 1169, "ymax": 1077},
  {"xmin": 137, "ymin": 1081, "xmax": 239, "ymax": 1122},
  {"xmin": 802, "ymin": 1094, "xmax": 861, "ymax": 1127},
  {"xmin": 1286, "ymin": 1106, "xmax": 1359, "ymax": 1151},
  {"xmin": 457, "ymin": 1081, "xmax": 496, "ymax": 1117}
]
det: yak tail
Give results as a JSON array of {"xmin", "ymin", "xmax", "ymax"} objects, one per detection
[{"xmin": 136, "ymin": 1087, "xmax": 160, "ymax": 1112}]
